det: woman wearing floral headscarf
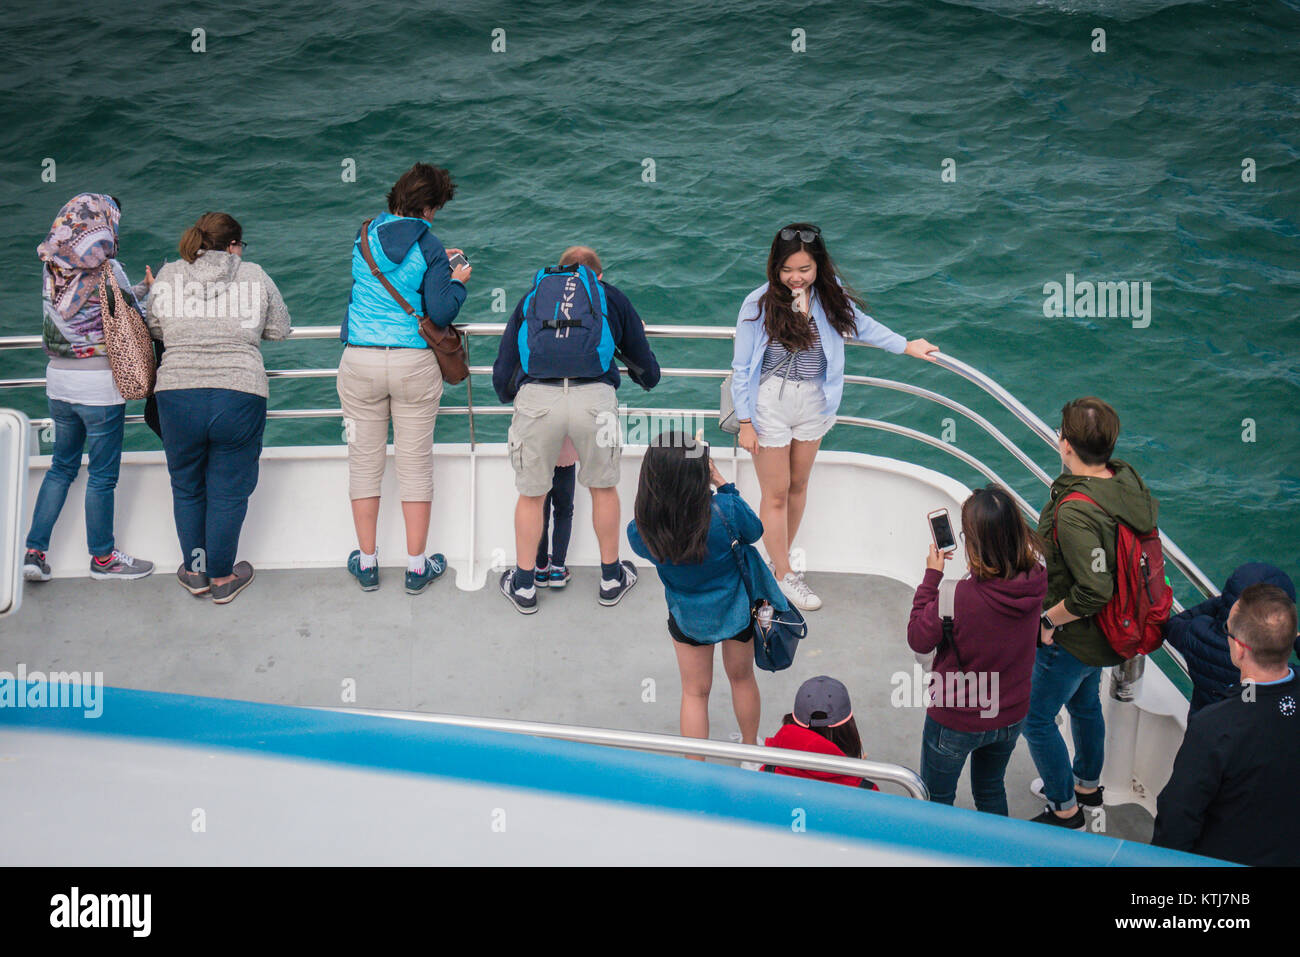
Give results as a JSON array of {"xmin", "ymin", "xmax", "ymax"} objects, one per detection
[{"xmin": 22, "ymin": 193, "xmax": 155, "ymax": 582}]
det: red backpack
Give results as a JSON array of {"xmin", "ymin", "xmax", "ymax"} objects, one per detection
[{"xmin": 1052, "ymin": 491, "xmax": 1173, "ymax": 659}]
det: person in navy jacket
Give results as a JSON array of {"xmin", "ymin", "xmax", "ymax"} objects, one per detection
[
  {"xmin": 1164, "ymin": 562, "xmax": 1298, "ymax": 714},
  {"xmin": 1153, "ymin": 583, "xmax": 1300, "ymax": 865},
  {"xmin": 493, "ymin": 247, "xmax": 660, "ymax": 614}
]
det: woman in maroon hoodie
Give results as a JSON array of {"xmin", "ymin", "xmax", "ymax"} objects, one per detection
[
  {"xmin": 762, "ymin": 676, "xmax": 877, "ymax": 790},
  {"xmin": 907, "ymin": 485, "xmax": 1047, "ymax": 814}
]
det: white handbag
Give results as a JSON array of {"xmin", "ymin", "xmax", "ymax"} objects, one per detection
[{"xmin": 718, "ymin": 352, "xmax": 795, "ymax": 435}]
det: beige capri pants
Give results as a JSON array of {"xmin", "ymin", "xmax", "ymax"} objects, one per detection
[{"xmin": 337, "ymin": 345, "xmax": 443, "ymax": 501}]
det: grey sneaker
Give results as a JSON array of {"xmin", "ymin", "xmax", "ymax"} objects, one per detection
[
  {"xmin": 177, "ymin": 563, "xmax": 210, "ymax": 596},
  {"xmin": 89, "ymin": 550, "xmax": 154, "ymax": 581},
  {"xmin": 23, "ymin": 549, "xmax": 51, "ymax": 582},
  {"xmin": 211, "ymin": 561, "xmax": 255, "ymax": 604}
]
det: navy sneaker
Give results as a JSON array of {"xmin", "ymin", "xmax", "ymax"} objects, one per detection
[
  {"xmin": 598, "ymin": 560, "xmax": 638, "ymax": 606},
  {"xmin": 500, "ymin": 568, "xmax": 538, "ymax": 615},
  {"xmin": 1029, "ymin": 806, "xmax": 1085, "ymax": 829},
  {"xmin": 1030, "ymin": 778, "xmax": 1104, "ymax": 808},
  {"xmin": 548, "ymin": 564, "xmax": 571, "ymax": 589},
  {"xmin": 23, "ymin": 549, "xmax": 51, "ymax": 582},
  {"xmin": 534, "ymin": 563, "xmax": 551, "ymax": 588},
  {"xmin": 406, "ymin": 554, "xmax": 446, "ymax": 595},
  {"xmin": 347, "ymin": 550, "xmax": 380, "ymax": 592}
]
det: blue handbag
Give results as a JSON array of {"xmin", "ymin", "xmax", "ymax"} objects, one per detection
[{"xmin": 714, "ymin": 504, "xmax": 808, "ymax": 672}]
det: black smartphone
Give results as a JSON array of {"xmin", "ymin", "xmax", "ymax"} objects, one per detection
[
  {"xmin": 927, "ymin": 508, "xmax": 957, "ymax": 552},
  {"xmin": 447, "ymin": 252, "xmax": 468, "ymax": 270}
]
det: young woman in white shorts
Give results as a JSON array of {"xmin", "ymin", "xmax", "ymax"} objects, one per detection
[{"xmin": 730, "ymin": 223, "xmax": 938, "ymax": 610}]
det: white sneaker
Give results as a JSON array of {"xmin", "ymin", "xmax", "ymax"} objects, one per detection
[
  {"xmin": 740, "ymin": 761, "xmax": 763, "ymax": 771},
  {"xmin": 779, "ymin": 572, "xmax": 822, "ymax": 611}
]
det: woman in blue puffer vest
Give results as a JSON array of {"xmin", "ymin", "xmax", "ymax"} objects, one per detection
[
  {"xmin": 1165, "ymin": 562, "xmax": 1298, "ymax": 714},
  {"xmin": 338, "ymin": 162, "xmax": 472, "ymax": 595}
]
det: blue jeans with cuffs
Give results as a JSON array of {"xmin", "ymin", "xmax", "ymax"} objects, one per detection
[{"xmin": 1023, "ymin": 642, "xmax": 1105, "ymax": 811}]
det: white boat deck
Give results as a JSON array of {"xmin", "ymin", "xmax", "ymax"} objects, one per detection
[{"xmin": 2, "ymin": 563, "xmax": 1155, "ymax": 840}]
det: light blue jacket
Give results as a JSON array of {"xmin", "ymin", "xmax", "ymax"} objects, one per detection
[
  {"xmin": 343, "ymin": 214, "xmax": 465, "ymax": 348},
  {"xmin": 729, "ymin": 281, "xmax": 906, "ymax": 421}
]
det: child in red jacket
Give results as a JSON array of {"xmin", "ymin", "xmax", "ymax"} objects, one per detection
[{"xmin": 762, "ymin": 676, "xmax": 877, "ymax": 790}]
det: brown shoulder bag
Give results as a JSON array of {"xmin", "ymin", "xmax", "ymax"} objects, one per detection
[
  {"xmin": 98, "ymin": 263, "xmax": 156, "ymax": 400},
  {"xmin": 356, "ymin": 218, "xmax": 469, "ymax": 385}
]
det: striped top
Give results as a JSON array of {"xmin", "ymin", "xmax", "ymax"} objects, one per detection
[{"xmin": 760, "ymin": 312, "xmax": 827, "ymax": 381}]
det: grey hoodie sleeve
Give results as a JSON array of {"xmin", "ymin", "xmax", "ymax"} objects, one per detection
[
  {"xmin": 143, "ymin": 262, "xmax": 174, "ymax": 340},
  {"xmin": 258, "ymin": 267, "xmax": 292, "ymax": 341}
]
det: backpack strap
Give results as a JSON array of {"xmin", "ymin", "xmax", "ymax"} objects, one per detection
[
  {"xmin": 937, "ymin": 579, "xmax": 962, "ymax": 671},
  {"xmin": 1052, "ymin": 490, "xmax": 1103, "ymax": 544},
  {"xmin": 938, "ymin": 579, "xmax": 957, "ymax": 638},
  {"xmin": 357, "ymin": 218, "xmax": 426, "ymax": 321}
]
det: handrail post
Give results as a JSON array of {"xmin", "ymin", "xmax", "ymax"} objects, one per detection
[{"xmin": 464, "ymin": 333, "xmax": 477, "ymax": 589}]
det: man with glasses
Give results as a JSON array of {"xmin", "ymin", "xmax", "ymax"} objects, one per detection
[
  {"xmin": 1024, "ymin": 397, "xmax": 1161, "ymax": 828},
  {"xmin": 1153, "ymin": 583, "xmax": 1299, "ymax": 865}
]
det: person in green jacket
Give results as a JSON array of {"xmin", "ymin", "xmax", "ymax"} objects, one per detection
[{"xmin": 1024, "ymin": 397, "xmax": 1160, "ymax": 828}]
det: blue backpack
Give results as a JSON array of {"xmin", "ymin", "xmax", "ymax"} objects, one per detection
[{"xmin": 518, "ymin": 264, "xmax": 615, "ymax": 379}]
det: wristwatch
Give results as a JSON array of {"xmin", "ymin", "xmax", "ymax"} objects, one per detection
[{"xmin": 1040, "ymin": 614, "xmax": 1058, "ymax": 632}]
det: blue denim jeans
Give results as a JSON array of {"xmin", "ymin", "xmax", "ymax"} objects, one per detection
[
  {"xmin": 920, "ymin": 714, "xmax": 1024, "ymax": 815},
  {"xmin": 1023, "ymin": 642, "xmax": 1105, "ymax": 811},
  {"xmin": 156, "ymin": 389, "xmax": 267, "ymax": 579},
  {"xmin": 26, "ymin": 399, "xmax": 125, "ymax": 556}
]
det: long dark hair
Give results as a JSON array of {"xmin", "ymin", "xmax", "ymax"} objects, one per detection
[
  {"xmin": 961, "ymin": 484, "xmax": 1044, "ymax": 581},
  {"xmin": 748, "ymin": 222, "xmax": 867, "ymax": 351},
  {"xmin": 633, "ymin": 428, "xmax": 713, "ymax": 564},
  {"xmin": 780, "ymin": 712, "xmax": 863, "ymax": 759}
]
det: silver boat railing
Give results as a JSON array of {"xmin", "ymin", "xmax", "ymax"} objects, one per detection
[
  {"xmin": 316, "ymin": 706, "xmax": 930, "ymax": 800},
  {"xmin": 0, "ymin": 320, "xmax": 1221, "ymax": 607}
]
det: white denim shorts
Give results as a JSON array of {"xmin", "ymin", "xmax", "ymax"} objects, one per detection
[{"xmin": 753, "ymin": 376, "xmax": 836, "ymax": 447}]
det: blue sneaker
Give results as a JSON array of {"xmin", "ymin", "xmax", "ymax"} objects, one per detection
[
  {"xmin": 500, "ymin": 568, "xmax": 538, "ymax": 615},
  {"xmin": 406, "ymin": 554, "xmax": 446, "ymax": 595},
  {"xmin": 598, "ymin": 560, "xmax": 638, "ymax": 606},
  {"xmin": 534, "ymin": 563, "xmax": 551, "ymax": 588},
  {"xmin": 548, "ymin": 564, "xmax": 571, "ymax": 589},
  {"xmin": 347, "ymin": 550, "xmax": 380, "ymax": 592}
]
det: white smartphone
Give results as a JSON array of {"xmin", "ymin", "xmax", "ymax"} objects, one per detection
[{"xmin": 927, "ymin": 508, "xmax": 957, "ymax": 553}]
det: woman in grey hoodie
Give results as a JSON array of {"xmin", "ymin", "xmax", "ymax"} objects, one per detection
[{"xmin": 145, "ymin": 212, "xmax": 291, "ymax": 604}]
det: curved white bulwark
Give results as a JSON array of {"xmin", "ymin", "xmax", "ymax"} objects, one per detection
[
  {"xmin": 25, "ymin": 443, "xmax": 973, "ymax": 588},
  {"xmin": 18, "ymin": 443, "xmax": 1193, "ymax": 842}
]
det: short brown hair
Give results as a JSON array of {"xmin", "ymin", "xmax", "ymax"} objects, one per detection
[
  {"xmin": 559, "ymin": 245, "xmax": 602, "ymax": 274},
  {"xmin": 1232, "ymin": 584, "xmax": 1298, "ymax": 667},
  {"xmin": 178, "ymin": 212, "xmax": 242, "ymax": 263},
  {"xmin": 1060, "ymin": 397, "xmax": 1119, "ymax": 466},
  {"xmin": 387, "ymin": 163, "xmax": 456, "ymax": 218}
]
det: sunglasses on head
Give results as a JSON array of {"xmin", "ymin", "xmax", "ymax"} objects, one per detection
[{"xmin": 780, "ymin": 225, "xmax": 821, "ymax": 243}]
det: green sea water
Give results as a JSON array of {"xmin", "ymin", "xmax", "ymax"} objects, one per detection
[{"xmin": 0, "ymin": 0, "xmax": 1296, "ymax": 600}]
